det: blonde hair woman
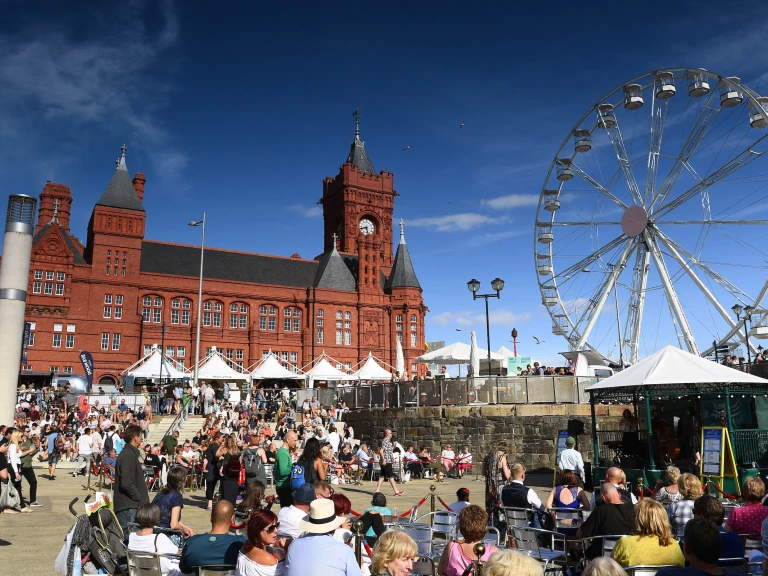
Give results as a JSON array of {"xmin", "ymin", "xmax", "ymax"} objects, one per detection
[
  {"xmin": 582, "ymin": 557, "xmax": 627, "ymax": 576},
  {"xmin": 6, "ymin": 429, "xmax": 31, "ymax": 513},
  {"xmin": 667, "ymin": 473, "xmax": 703, "ymax": 536},
  {"xmin": 725, "ymin": 476, "xmax": 768, "ymax": 535},
  {"xmin": 612, "ymin": 499, "xmax": 684, "ymax": 568},
  {"xmin": 371, "ymin": 530, "xmax": 418, "ymax": 576},
  {"xmin": 483, "ymin": 549, "xmax": 542, "ymax": 576},
  {"xmin": 653, "ymin": 466, "xmax": 682, "ymax": 503}
]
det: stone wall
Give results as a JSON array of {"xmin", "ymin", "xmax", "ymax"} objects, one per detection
[{"xmin": 344, "ymin": 404, "xmax": 629, "ymax": 473}]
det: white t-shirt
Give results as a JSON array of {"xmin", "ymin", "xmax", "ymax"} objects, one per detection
[
  {"xmin": 277, "ymin": 505, "xmax": 307, "ymax": 539},
  {"xmin": 442, "ymin": 450, "xmax": 455, "ymax": 462},
  {"xmin": 91, "ymin": 431, "xmax": 103, "ymax": 454},
  {"xmin": 355, "ymin": 449, "xmax": 370, "ymax": 464},
  {"xmin": 128, "ymin": 533, "xmax": 180, "ymax": 576},
  {"xmin": 77, "ymin": 434, "xmax": 93, "ymax": 455},
  {"xmin": 328, "ymin": 431, "xmax": 340, "ymax": 454},
  {"xmin": 449, "ymin": 501, "xmax": 471, "ymax": 514}
]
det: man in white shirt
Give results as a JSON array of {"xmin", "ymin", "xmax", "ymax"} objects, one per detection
[
  {"xmin": 277, "ymin": 483, "xmax": 315, "ymax": 539},
  {"xmin": 354, "ymin": 443, "xmax": 371, "ymax": 484},
  {"xmin": 556, "ymin": 437, "xmax": 585, "ymax": 484},
  {"xmin": 74, "ymin": 428, "xmax": 94, "ymax": 478},
  {"xmin": 90, "ymin": 428, "xmax": 104, "ymax": 462},
  {"xmin": 501, "ymin": 463, "xmax": 543, "ymax": 510},
  {"xmin": 327, "ymin": 427, "xmax": 340, "ymax": 454}
]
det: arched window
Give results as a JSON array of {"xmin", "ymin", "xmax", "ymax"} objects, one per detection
[
  {"xmin": 396, "ymin": 313, "xmax": 403, "ymax": 342},
  {"xmin": 141, "ymin": 295, "xmax": 163, "ymax": 323},
  {"xmin": 230, "ymin": 302, "xmax": 249, "ymax": 329},
  {"xmin": 181, "ymin": 299, "xmax": 191, "ymax": 324},
  {"xmin": 203, "ymin": 300, "xmax": 223, "ymax": 327},
  {"xmin": 316, "ymin": 309, "xmax": 324, "ymax": 343},
  {"xmin": 410, "ymin": 313, "xmax": 418, "ymax": 348}
]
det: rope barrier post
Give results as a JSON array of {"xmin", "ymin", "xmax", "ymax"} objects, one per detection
[
  {"xmin": 473, "ymin": 543, "xmax": 487, "ymax": 576},
  {"xmin": 636, "ymin": 475, "xmax": 644, "ymax": 501},
  {"xmin": 430, "ymin": 484, "xmax": 436, "ymax": 526},
  {"xmin": 352, "ymin": 519, "xmax": 365, "ymax": 568}
]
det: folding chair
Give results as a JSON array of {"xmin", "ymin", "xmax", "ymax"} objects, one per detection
[
  {"xmin": 126, "ymin": 551, "xmax": 181, "ymax": 576},
  {"xmin": 718, "ymin": 558, "xmax": 748, "ymax": 573},
  {"xmin": 510, "ymin": 526, "xmax": 567, "ymax": 571},
  {"xmin": 625, "ymin": 565, "xmax": 679, "ymax": 576},
  {"xmin": 483, "ymin": 526, "xmax": 501, "ymax": 546},
  {"xmin": 415, "ymin": 511, "xmax": 458, "ymax": 539},
  {"xmin": 747, "ymin": 560, "xmax": 762, "ymax": 575},
  {"xmin": 143, "ymin": 466, "xmax": 161, "ymax": 491},
  {"xmin": 263, "ymin": 464, "xmax": 274, "ymax": 487},
  {"xmin": 550, "ymin": 506, "xmax": 583, "ymax": 534},
  {"xmin": 582, "ymin": 534, "xmax": 625, "ymax": 558},
  {"xmin": 370, "ymin": 461, "xmax": 381, "ymax": 482}
]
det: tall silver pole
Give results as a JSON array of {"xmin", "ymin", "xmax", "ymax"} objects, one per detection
[
  {"xmin": 193, "ymin": 213, "xmax": 205, "ymax": 387},
  {"xmin": 0, "ymin": 195, "xmax": 36, "ymax": 426}
]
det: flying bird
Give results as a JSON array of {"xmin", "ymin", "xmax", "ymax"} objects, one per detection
[
  {"xmin": 475, "ymin": 162, "xmax": 480, "ymax": 166},
  {"xmin": 460, "ymin": 120, "xmax": 465, "ymax": 129},
  {"xmin": 533, "ymin": 336, "xmax": 545, "ymax": 345},
  {"xmin": 402, "ymin": 144, "xmax": 415, "ymax": 151}
]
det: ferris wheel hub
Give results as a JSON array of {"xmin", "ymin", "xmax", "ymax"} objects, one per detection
[{"xmin": 621, "ymin": 205, "xmax": 648, "ymax": 238}]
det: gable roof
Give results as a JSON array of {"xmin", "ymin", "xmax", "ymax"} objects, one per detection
[
  {"xmin": 313, "ymin": 240, "xmax": 357, "ymax": 291},
  {"xmin": 96, "ymin": 153, "xmax": 145, "ymax": 212},
  {"xmin": 33, "ymin": 221, "xmax": 88, "ymax": 265},
  {"xmin": 385, "ymin": 224, "xmax": 420, "ymax": 290}
]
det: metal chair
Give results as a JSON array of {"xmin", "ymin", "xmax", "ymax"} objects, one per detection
[
  {"xmin": 510, "ymin": 526, "xmax": 567, "ymax": 571},
  {"xmin": 719, "ymin": 559, "xmax": 749, "ymax": 573},
  {"xmin": 411, "ymin": 556, "xmax": 436, "ymax": 576},
  {"xmin": 263, "ymin": 464, "xmax": 274, "ymax": 487},
  {"xmin": 625, "ymin": 565, "xmax": 680, "ymax": 576},
  {"xmin": 143, "ymin": 466, "xmax": 161, "ymax": 491},
  {"xmin": 747, "ymin": 560, "xmax": 762, "ymax": 575},
  {"xmin": 549, "ymin": 506, "xmax": 583, "ymax": 533},
  {"xmin": 126, "ymin": 551, "xmax": 181, "ymax": 576},
  {"xmin": 483, "ymin": 526, "xmax": 501, "ymax": 546},
  {"xmin": 370, "ymin": 461, "xmax": 381, "ymax": 482},
  {"xmin": 198, "ymin": 566, "xmax": 236, "ymax": 576},
  {"xmin": 414, "ymin": 511, "xmax": 459, "ymax": 539},
  {"xmin": 397, "ymin": 522, "xmax": 433, "ymax": 556},
  {"xmin": 582, "ymin": 534, "xmax": 625, "ymax": 558}
]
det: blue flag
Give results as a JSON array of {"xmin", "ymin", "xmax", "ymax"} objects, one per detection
[{"xmin": 79, "ymin": 351, "xmax": 94, "ymax": 391}]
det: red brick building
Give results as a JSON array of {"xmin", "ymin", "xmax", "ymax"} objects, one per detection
[{"xmin": 21, "ymin": 130, "xmax": 426, "ymax": 387}]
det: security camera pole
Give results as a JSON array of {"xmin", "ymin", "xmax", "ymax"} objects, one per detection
[{"xmin": 0, "ymin": 194, "xmax": 36, "ymax": 426}]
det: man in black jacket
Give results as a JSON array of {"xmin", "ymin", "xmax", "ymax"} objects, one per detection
[{"xmin": 114, "ymin": 425, "xmax": 149, "ymax": 535}]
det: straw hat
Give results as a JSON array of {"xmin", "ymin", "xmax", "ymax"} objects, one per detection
[{"xmin": 299, "ymin": 499, "xmax": 346, "ymax": 534}]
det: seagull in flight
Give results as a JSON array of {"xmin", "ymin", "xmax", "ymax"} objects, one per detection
[
  {"xmin": 459, "ymin": 120, "xmax": 465, "ymax": 129},
  {"xmin": 533, "ymin": 336, "xmax": 545, "ymax": 345},
  {"xmin": 402, "ymin": 144, "xmax": 415, "ymax": 151}
]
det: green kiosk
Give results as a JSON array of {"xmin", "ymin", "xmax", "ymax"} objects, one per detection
[{"xmin": 586, "ymin": 345, "xmax": 768, "ymax": 496}]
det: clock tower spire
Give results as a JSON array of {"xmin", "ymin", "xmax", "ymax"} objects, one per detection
[{"xmin": 319, "ymin": 112, "xmax": 397, "ymax": 274}]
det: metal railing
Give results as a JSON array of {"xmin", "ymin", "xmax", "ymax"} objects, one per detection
[
  {"xmin": 16, "ymin": 391, "xmax": 162, "ymax": 414},
  {"xmin": 296, "ymin": 376, "xmax": 604, "ymax": 409},
  {"xmin": 595, "ymin": 430, "xmax": 649, "ymax": 463},
  {"xmin": 732, "ymin": 429, "xmax": 768, "ymax": 467},
  {"xmin": 163, "ymin": 396, "xmax": 191, "ymax": 437}
]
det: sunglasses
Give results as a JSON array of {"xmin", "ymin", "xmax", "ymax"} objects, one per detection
[{"xmin": 263, "ymin": 523, "xmax": 280, "ymax": 534}]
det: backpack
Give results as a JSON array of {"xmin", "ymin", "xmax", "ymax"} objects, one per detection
[
  {"xmin": 225, "ymin": 455, "xmax": 242, "ymax": 479},
  {"xmin": 53, "ymin": 433, "xmax": 65, "ymax": 452},
  {"xmin": 243, "ymin": 448, "xmax": 266, "ymax": 484},
  {"xmin": 104, "ymin": 433, "xmax": 114, "ymax": 454},
  {"xmin": 290, "ymin": 463, "xmax": 306, "ymax": 491}
]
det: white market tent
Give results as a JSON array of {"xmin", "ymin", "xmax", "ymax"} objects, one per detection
[
  {"xmin": 304, "ymin": 352, "xmax": 357, "ymax": 388},
  {"xmin": 195, "ymin": 350, "xmax": 249, "ymax": 381},
  {"xmin": 123, "ymin": 347, "xmax": 186, "ymax": 379},
  {"xmin": 495, "ymin": 346, "xmax": 516, "ymax": 358},
  {"xmin": 415, "ymin": 341, "xmax": 506, "ymax": 364},
  {"xmin": 352, "ymin": 352, "xmax": 394, "ymax": 381},
  {"xmin": 249, "ymin": 352, "xmax": 305, "ymax": 381},
  {"xmin": 586, "ymin": 345, "xmax": 768, "ymax": 392}
]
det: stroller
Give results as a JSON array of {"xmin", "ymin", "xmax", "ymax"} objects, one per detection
[{"xmin": 56, "ymin": 494, "xmax": 128, "ymax": 576}]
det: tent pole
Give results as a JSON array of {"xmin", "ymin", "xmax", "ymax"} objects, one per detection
[
  {"xmin": 724, "ymin": 385, "xmax": 737, "ymax": 458},
  {"xmin": 644, "ymin": 388, "xmax": 656, "ymax": 469}
]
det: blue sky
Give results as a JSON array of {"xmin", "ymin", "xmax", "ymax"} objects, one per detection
[{"xmin": 2, "ymin": 0, "xmax": 768, "ymax": 367}]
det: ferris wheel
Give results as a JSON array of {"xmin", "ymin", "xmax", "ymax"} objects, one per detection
[{"xmin": 535, "ymin": 68, "xmax": 768, "ymax": 365}]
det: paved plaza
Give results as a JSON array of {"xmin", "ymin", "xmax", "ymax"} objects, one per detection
[{"xmin": 0, "ymin": 469, "xmax": 554, "ymax": 576}]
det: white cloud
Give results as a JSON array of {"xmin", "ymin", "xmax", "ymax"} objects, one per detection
[
  {"xmin": 430, "ymin": 309, "xmax": 532, "ymax": 328},
  {"xmin": 467, "ymin": 228, "xmax": 527, "ymax": 246},
  {"xmin": 288, "ymin": 204, "xmax": 323, "ymax": 218},
  {"xmin": 407, "ymin": 213, "xmax": 505, "ymax": 232},
  {"xmin": 0, "ymin": 1, "xmax": 182, "ymax": 176},
  {"xmin": 481, "ymin": 193, "xmax": 540, "ymax": 210}
]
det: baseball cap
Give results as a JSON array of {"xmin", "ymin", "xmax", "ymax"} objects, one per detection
[
  {"xmin": 293, "ymin": 483, "xmax": 317, "ymax": 504},
  {"xmin": 565, "ymin": 436, "xmax": 576, "ymax": 446}
]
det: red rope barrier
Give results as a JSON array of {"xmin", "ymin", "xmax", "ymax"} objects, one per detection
[
  {"xmin": 708, "ymin": 481, "xmax": 738, "ymax": 500},
  {"xmin": 364, "ymin": 543, "xmax": 373, "ymax": 559},
  {"xmin": 350, "ymin": 509, "xmax": 362, "ymax": 517},
  {"xmin": 437, "ymin": 496, "xmax": 454, "ymax": 512}
]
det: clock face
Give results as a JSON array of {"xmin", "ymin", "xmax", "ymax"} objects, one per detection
[{"xmin": 359, "ymin": 218, "xmax": 375, "ymax": 236}]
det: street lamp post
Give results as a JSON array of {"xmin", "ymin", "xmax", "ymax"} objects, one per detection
[
  {"xmin": 189, "ymin": 214, "xmax": 206, "ymax": 388},
  {"xmin": 731, "ymin": 303, "xmax": 755, "ymax": 366},
  {"xmin": 159, "ymin": 322, "xmax": 167, "ymax": 386},
  {"xmin": 511, "ymin": 328, "xmax": 518, "ymax": 357},
  {"xmin": 467, "ymin": 278, "xmax": 504, "ymax": 375}
]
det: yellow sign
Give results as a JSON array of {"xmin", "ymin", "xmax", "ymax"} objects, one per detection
[{"xmin": 699, "ymin": 426, "xmax": 740, "ymax": 497}]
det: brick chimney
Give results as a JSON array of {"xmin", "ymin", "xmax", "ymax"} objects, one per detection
[
  {"xmin": 133, "ymin": 172, "xmax": 146, "ymax": 203},
  {"xmin": 36, "ymin": 181, "xmax": 73, "ymax": 235}
]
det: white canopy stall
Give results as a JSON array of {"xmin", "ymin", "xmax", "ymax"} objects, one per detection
[
  {"xmin": 249, "ymin": 352, "xmax": 305, "ymax": 382},
  {"xmin": 303, "ymin": 352, "xmax": 356, "ymax": 389},
  {"xmin": 195, "ymin": 351, "xmax": 250, "ymax": 382},
  {"xmin": 351, "ymin": 352, "xmax": 395, "ymax": 382},
  {"xmin": 415, "ymin": 341, "xmax": 506, "ymax": 376},
  {"xmin": 123, "ymin": 347, "xmax": 187, "ymax": 380}
]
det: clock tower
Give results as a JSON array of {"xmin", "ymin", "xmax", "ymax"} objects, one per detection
[{"xmin": 319, "ymin": 109, "xmax": 397, "ymax": 276}]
